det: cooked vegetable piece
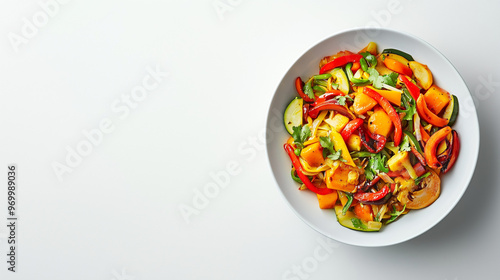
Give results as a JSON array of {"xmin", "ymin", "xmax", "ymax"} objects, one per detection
[
  {"xmin": 381, "ymin": 48, "xmax": 414, "ymax": 61},
  {"xmin": 295, "ymin": 77, "xmax": 315, "ymax": 102},
  {"xmin": 326, "ymin": 113, "xmax": 350, "ymax": 132},
  {"xmin": 284, "ymin": 97, "xmax": 303, "ymax": 134},
  {"xmin": 354, "ymin": 203, "xmax": 374, "ymax": 222},
  {"xmin": 424, "ymin": 126, "xmax": 452, "ymax": 169},
  {"xmin": 334, "ymin": 205, "xmax": 382, "ymax": 232},
  {"xmin": 367, "ymin": 106, "xmax": 393, "ymax": 138},
  {"xmin": 424, "ymin": 85, "xmax": 451, "ymax": 114},
  {"xmin": 317, "ymin": 191, "xmax": 338, "ymax": 209},
  {"xmin": 330, "ymin": 68, "xmax": 350, "ymax": 94},
  {"xmin": 325, "ymin": 164, "xmax": 357, "ymax": 192},
  {"xmin": 353, "ymin": 92, "xmax": 377, "ymax": 115},
  {"xmin": 442, "ymin": 94, "xmax": 459, "ymax": 126},
  {"xmin": 330, "ymin": 130, "xmax": 356, "ymax": 167},
  {"xmin": 359, "ymin": 42, "xmax": 378, "ymax": 56},
  {"xmin": 403, "ymin": 170, "xmax": 441, "ymax": 209},
  {"xmin": 366, "ymin": 86, "xmax": 401, "ymax": 106},
  {"xmin": 363, "ymin": 87, "xmax": 403, "ymax": 146},
  {"xmin": 416, "ymin": 94, "xmax": 449, "ymax": 127},
  {"xmin": 382, "ymin": 53, "xmax": 410, "ymax": 67},
  {"xmin": 300, "ymin": 142, "xmax": 325, "ymax": 167},
  {"xmin": 346, "ymin": 134, "xmax": 362, "ymax": 151},
  {"xmin": 341, "ymin": 118, "xmax": 364, "ymax": 141},
  {"xmin": 387, "ymin": 151, "xmax": 418, "ymax": 179},
  {"xmin": 284, "ymin": 143, "xmax": 334, "ymax": 195},
  {"xmin": 383, "ymin": 57, "xmax": 412, "ymax": 76},
  {"xmin": 409, "ymin": 61, "xmax": 433, "ymax": 90},
  {"xmin": 320, "ymin": 54, "xmax": 363, "ymax": 74}
]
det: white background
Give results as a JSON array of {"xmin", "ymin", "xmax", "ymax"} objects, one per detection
[{"xmin": 0, "ymin": 0, "xmax": 499, "ymax": 279}]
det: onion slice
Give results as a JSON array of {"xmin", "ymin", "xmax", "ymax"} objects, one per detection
[{"xmin": 414, "ymin": 113, "xmax": 422, "ymax": 142}]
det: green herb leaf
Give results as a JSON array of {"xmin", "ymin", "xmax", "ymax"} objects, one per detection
[
  {"xmin": 319, "ymin": 136, "xmax": 334, "ymax": 153},
  {"xmin": 414, "ymin": 172, "xmax": 431, "ymax": 185},
  {"xmin": 328, "ymin": 149, "xmax": 346, "ymax": 162},
  {"xmin": 292, "ymin": 125, "xmax": 311, "ymax": 149},
  {"xmin": 380, "ymin": 72, "xmax": 399, "ymax": 87},
  {"xmin": 320, "ymin": 136, "xmax": 347, "ymax": 162},
  {"xmin": 366, "ymin": 68, "xmax": 380, "ymax": 88},
  {"xmin": 334, "ymin": 95, "xmax": 353, "ymax": 106},
  {"xmin": 399, "ymin": 135, "xmax": 411, "ymax": 152},
  {"xmin": 351, "ymin": 218, "xmax": 367, "ymax": 230},
  {"xmin": 386, "ymin": 204, "xmax": 406, "ymax": 224},
  {"xmin": 397, "ymin": 88, "xmax": 417, "ymax": 121},
  {"xmin": 365, "ymin": 153, "xmax": 389, "ymax": 181},
  {"xmin": 342, "ymin": 192, "xmax": 354, "ymax": 215}
]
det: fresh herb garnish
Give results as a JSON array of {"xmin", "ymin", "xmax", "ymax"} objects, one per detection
[
  {"xmin": 292, "ymin": 125, "xmax": 311, "ymax": 152},
  {"xmin": 334, "ymin": 95, "xmax": 353, "ymax": 106},
  {"xmin": 414, "ymin": 172, "xmax": 431, "ymax": 185},
  {"xmin": 342, "ymin": 192, "xmax": 354, "ymax": 215},
  {"xmin": 399, "ymin": 135, "xmax": 411, "ymax": 152},
  {"xmin": 319, "ymin": 136, "xmax": 347, "ymax": 162},
  {"xmin": 386, "ymin": 204, "xmax": 407, "ymax": 224},
  {"xmin": 364, "ymin": 153, "xmax": 389, "ymax": 181},
  {"xmin": 351, "ymin": 218, "xmax": 367, "ymax": 229},
  {"xmin": 380, "ymin": 72, "xmax": 399, "ymax": 87},
  {"xmin": 397, "ymin": 88, "xmax": 417, "ymax": 121}
]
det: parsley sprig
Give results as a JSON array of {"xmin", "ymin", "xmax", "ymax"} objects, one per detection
[
  {"xmin": 319, "ymin": 136, "xmax": 346, "ymax": 162},
  {"xmin": 292, "ymin": 125, "xmax": 311, "ymax": 155}
]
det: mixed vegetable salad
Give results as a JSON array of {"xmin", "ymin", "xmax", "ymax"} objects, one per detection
[{"xmin": 283, "ymin": 42, "xmax": 460, "ymax": 231}]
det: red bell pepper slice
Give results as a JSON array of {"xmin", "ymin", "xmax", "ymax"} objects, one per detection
[
  {"xmin": 399, "ymin": 75, "xmax": 420, "ymax": 101},
  {"xmin": 424, "ymin": 126, "xmax": 452, "ymax": 169},
  {"xmin": 295, "ymin": 77, "xmax": 314, "ymax": 102},
  {"xmin": 358, "ymin": 125, "xmax": 386, "ymax": 153},
  {"xmin": 302, "ymin": 103, "xmax": 310, "ymax": 123},
  {"xmin": 311, "ymin": 90, "xmax": 345, "ymax": 107},
  {"xmin": 356, "ymin": 175, "xmax": 381, "ymax": 193},
  {"xmin": 437, "ymin": 130, "xmax": 460, "ymax": 174},
  {"xmin": 308, "ymin": 100, "xmax": 355, "ymax": 119},
  {"xmin": 411, "ymin": 146, "xmax": 427, "ymax": 166},
  {"xmin": 284, "ymin": 144, "xmax": 334, "ymax": 195},
  {"xmin": 354, "ymin": 185, "xmax": 390, "ymax": 202},
  {"xmin": 319, "ymin": 54, "xmax": 363, "ymax": 74},
  {"xmin": 341, "ymin": 118, "xmax": 364, "ymax": 141},
  {"xmin": 363, "ymin": 87, "xmax": 403, "ymax": 146}
]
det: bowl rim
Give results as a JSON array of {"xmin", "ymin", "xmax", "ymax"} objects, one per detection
[{"xmin": 265, "ymin": 27, "xmax": 480, "ymax": 247}]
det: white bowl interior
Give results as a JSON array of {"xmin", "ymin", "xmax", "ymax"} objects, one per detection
[{"xmin": 266, "ymin": 28, "xmax": 479, "ymax": 247}]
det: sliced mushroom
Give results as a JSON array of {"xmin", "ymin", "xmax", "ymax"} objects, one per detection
[{"xmin": 406, "ymin": 170, "xmax": 441, "ymax": 209}]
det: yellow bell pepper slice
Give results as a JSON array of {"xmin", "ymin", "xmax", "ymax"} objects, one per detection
[{"xmin": 330, "ymin": 129, "xmax": 355, "ymax": 167}]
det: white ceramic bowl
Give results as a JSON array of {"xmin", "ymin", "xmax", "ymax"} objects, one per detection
[{"xmin": 265, "ymin": 28, "xmax": 479, "ymax": 247}]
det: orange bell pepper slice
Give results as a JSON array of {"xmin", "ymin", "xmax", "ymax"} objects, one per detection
[
  {"xmin": 383, "ymin": 57, "xmax": 412, "ymax": 77},
  {"xmin": 416, "ymin": 94, "xmax": 449, "ymax": 127},
  {"xmin": 424, "ymin": 126, "xmax": 452, "ymax": 169}
]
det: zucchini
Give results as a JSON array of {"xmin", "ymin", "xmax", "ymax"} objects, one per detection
[
  {"xmin": 442, "ymin": 95, "xmax": 459, "ymax": 126},
  {"xmin": 334, "ymin": 205, "xmax": 382, "ymax": 232},
  {"xmin": 382, "ymin": 48, "xmax": 414, "ymax": 62},
  {"xmin": 284, "ymin": 97, "xmax": 303, "ymax": 134},
  {"xmin": 329, "ymin": 68, "xmax": 350, "ymax": 94}
]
